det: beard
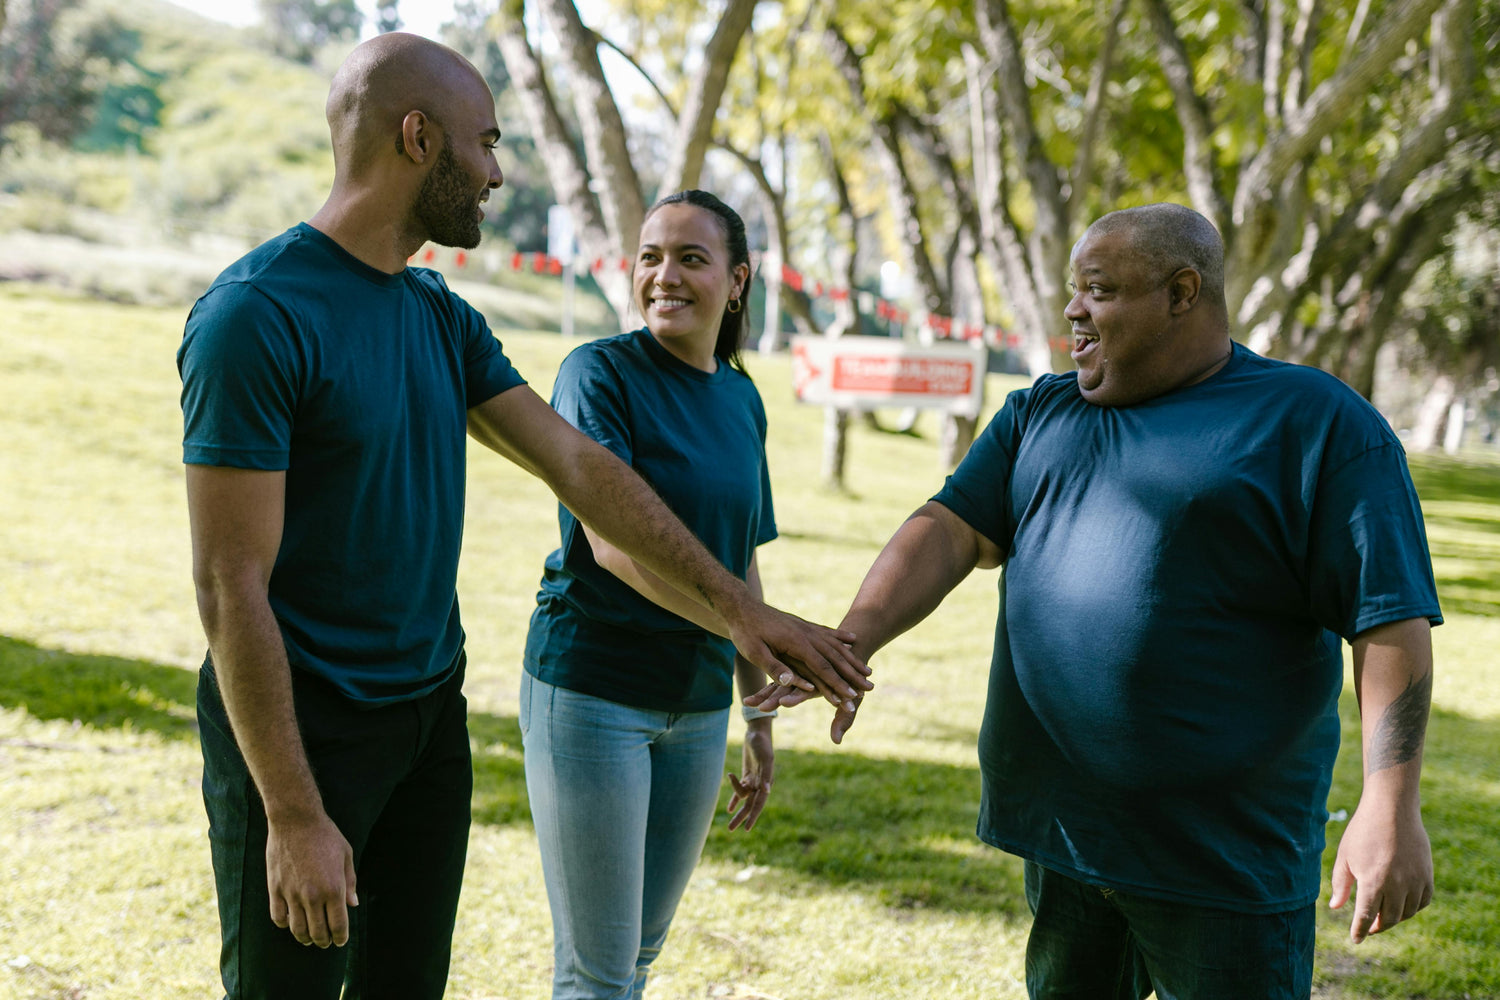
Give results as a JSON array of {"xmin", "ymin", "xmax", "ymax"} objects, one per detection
[{"xmin": 413, "ymin": 140, "xmax": 482, "ymax": 249}]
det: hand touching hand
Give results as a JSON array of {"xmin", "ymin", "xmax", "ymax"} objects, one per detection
[{"xmin": 727, "ymin": 603, "xmax": 870, "ymax": 711}]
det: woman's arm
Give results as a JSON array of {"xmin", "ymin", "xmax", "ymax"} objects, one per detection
[
  {"xmin": 728, "ymin": 556, "xmax": 774, "ymax": 831},
  {"xmin": 581, "ymin": 521, "xmax": 731, "ymax": 636}
]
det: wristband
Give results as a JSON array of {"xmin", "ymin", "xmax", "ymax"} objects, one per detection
[{"xmin": 741, "ymin": 704, "xmax": 778, "ymax": 722}]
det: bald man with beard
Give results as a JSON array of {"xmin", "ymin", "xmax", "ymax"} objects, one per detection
[{"xmin": 178, "ymin": 33, "xmax": 867, "ymax": 1000}]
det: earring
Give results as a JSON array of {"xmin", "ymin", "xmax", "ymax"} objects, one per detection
[{"xmin": 727, "ymin": 298, "xmax": 742, "ymax": 314}]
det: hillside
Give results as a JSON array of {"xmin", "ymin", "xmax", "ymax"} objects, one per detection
[{"xmin": 0, "ymin": 0, "xmax": 613, "ymax": 332}]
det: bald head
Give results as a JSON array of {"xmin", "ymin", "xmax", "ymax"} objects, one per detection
[
  {"xmin": 326, "ymin": 32, "xmax": 490, "ymax": 178},
  {"xmin": 1080, "ymin": 203, "xmax": 1226, "ymax": 308}
]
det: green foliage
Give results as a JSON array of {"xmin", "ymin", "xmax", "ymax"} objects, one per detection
[
  {"xmin": 255, "ymin": 0, "xmax": 362, "ymax": 64},
  {"xmin": 375, "ymin": 0, "xmax": 402, "ymax": 34},
  {"xmin": 148, "ymin": 45, "xmax": 333, "ymax": 240},
  {"xmin": 0, "ymin": 0, "xmax": 345, "ymax": 243},
  {"xmin": 0, "ymin": 0, "xmax": 133, "ymax": 147}
]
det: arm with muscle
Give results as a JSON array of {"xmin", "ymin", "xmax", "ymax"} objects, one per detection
[
  {"xmin": 187, "ymin": 465, "xmax": 357, "ymax": 949},
  {"xmin": 749, "ymin": 500, "xmax": 1003, "ymax": 742}
]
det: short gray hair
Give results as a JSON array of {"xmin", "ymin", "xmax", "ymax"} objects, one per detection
[{"xmin": 1084, "ymin": 203, "xmax": 1225, "ymax": 301}]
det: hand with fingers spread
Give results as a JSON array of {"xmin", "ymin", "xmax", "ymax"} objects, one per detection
[
  {"xmin": 727, "ymin": 719, "xmax": 774, "ymax": 831},
  {"xmin": 1328, "ymin": 796, "xmax": 1432, "ymax": 943},
  {"xmin": 266, "ymin": 810, "xmax": 359, "ymax": 948}
]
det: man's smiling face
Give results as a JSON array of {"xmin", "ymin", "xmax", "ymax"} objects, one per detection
[{"xmin": 1064, "ymin": 230, "xmax": 1182, "ymax": 407}]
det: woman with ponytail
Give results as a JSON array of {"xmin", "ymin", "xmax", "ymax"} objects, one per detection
[{"xmin": 519, "ymin": 190, "xmax": 779, "ymax": 999}]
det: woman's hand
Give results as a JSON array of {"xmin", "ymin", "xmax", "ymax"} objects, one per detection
[{"xmin": 727, "ymin": 719, "xmax": 774, "ymax": 831}]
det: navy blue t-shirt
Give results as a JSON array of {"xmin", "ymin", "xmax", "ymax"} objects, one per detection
[
  {"xmin": 524, "ymin": 330, "xmax": 776, "ymax": 713},
  {"xmin": 178, "ymin": 224, "xmax": 525, "ymax": 704},
  {"xmin": 933, "ymin": 342, "xmax": 1441, "ymax": 911}
]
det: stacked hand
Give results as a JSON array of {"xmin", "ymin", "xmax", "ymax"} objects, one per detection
[
  {"xmin": 744, "ymin": 681, "xmax": 864, "ymax": 744},
  {"xmin": 728, "ymin": 604, "xmax": 871, "ymax": 712}
]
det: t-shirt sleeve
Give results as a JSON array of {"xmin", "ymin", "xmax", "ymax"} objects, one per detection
[
  {"xmin": 1306, "ymin": 440, "xmax": 1443, "ymax": 639},
  {"xmin": 178, "ymin": 283, "xmax": 298, "ymax": 470},
  {"xmin": 753, "ymin": 389, "xmax": 777, "ymax": 547},
  {"xmin": 550, "ymin": 344, "xmax": 633, "ymax": 463},
  {"xmin": 930, "ymin": 385, "xmax": 1032, "ymax": 553},
  {"xmin": 448, "ymin": 283, "xmax": 525, "ymax": 407}
]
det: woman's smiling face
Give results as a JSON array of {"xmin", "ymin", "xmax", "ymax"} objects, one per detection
[{"xmin": 633, "ymin": 203, "xmax": 746, "ymax": 369}]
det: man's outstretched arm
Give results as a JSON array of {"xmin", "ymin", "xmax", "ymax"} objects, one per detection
[
  {"xmin": 747, "ymin": 500, "xmax": 1003, "ymax": 742},
  {"xmin": 466, "ymin": 385, "xmax": 870, "ymax": 708},
  {"xmin": 1330, "ymin": 616, "xmax": 1434, "ymax": 943}
]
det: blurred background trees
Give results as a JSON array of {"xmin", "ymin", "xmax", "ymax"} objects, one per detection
[{"xmin": 1, "ymin": 0, "xmax": 1497, "ymax": 451}]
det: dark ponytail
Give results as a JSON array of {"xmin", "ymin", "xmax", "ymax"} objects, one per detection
[{"xmin": 645, "ymin": 189, "xmax": 751, "ymax": 377}]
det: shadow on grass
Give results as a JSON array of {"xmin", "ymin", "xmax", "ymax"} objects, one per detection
[
  {"xmin": 469, "ymin": 705, "xmax": 1025, "ymax": 917},
  {"xmin": 7, "ymin": 632, "xmax": 1498, "ymax": 975},
  {"xmin": 0, "ymin": 635, "xmax": 199, "ymax": 740}
]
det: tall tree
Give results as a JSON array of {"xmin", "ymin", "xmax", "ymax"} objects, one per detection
[
  {"xmin": 817, "ymin": 0, "xmax": 1489, "ymax": 405},
  {"xmin": 493, "ymin": 0, "xmax": 758, "ymax": 327}
]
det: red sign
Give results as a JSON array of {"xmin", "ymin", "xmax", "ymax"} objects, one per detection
[
  {"xmin": 792, "ymin": 336, "xmax": 986, "ymax": 416},
  {"xmin": 831, "ymin": 355, "xmax": 975, "ymax": 396}
]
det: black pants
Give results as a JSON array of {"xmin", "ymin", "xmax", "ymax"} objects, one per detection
[{"xmin": 198, "ymin": 658, "xmax": 472, "ymax": 1000}]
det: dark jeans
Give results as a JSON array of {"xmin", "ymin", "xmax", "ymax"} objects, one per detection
[
  {"xmin": 198, "ymin": 657, "xmax": 472, "ymax": 1000},
  {"xmin": 1023, "ymin": 861, "xmax": 1315, "ymax": 1000}
]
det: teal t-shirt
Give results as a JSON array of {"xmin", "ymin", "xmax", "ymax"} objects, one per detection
[
  {"xmin": 178, "ymin": 223, "xmax": 526, "ymax": 704},
  {"xmin": 524, "ymin": 330, "xmax": 776, "ymax": 712},
  {"xmin": 935, "ymin": 342, "xmax": 1442, "ymax": 912}
]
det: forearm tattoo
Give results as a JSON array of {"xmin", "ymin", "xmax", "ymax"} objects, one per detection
[{"xmin": 1366, "ymin": 671, "xmax": 1433, "ymax": 774}]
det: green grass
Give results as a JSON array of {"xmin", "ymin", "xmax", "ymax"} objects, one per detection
[{"xmin": 2, "ymin": 281, "xmax": 1499, "ymax": 998}]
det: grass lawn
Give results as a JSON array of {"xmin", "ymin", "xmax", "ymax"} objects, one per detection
[{"xmin": 2, "ymin": 281, "xmax": 1498, "ymax": 999}]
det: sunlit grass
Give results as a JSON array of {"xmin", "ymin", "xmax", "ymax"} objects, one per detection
[{"xmin": 2, "ymin": 282, "xmax": 1498, "ymax": 998}]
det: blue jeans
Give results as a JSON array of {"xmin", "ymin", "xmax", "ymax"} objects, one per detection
[
  {"xmin": 520, "ymin": 671, "xmax": 730, "ymax": 999},
  {"xmin": 1023, "ymin": 862, "xmax": 1315, "ymax": 1000}
]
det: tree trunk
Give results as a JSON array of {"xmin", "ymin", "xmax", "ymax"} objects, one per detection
[
  {"xmin": 1410, "ymin": 375, "xmax": 1456, "ymax": 452},
  {"xmin": 656, "ymin": 0, "xmax": 758, "ymax": 196}
]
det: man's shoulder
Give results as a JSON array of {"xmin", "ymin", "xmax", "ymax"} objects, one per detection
[
  {"xmin": 1229, "ymin": 346, "xmax": 1388, "ymax": 419},
  {"xmin": 999, "ymin": 370, "xmax": 1082, "ymax": 424},
  {"xmin": 1229, "ymin": 343, "xmax": 1373, "ymax": 397},
  {"xmin": 206, "ymin": 226, "xmax": 313, "ymax": 290}
]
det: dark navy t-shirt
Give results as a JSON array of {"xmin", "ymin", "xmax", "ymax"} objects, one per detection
[
  {"xmin": 178, "ymin": 224, "xmax": 525, "ymax": 704},
  {"xmin": 933, "ymin": 342, "xmax": 1441, "ymax": 911},
  {"xmin": 524, "ymin": 330, "xmax": 776, "ymax": 713}
]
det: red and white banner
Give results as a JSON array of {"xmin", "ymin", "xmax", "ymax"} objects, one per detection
[{"xmin": 791, "ymin": 336, "xmax": 986, "ymax": 416}]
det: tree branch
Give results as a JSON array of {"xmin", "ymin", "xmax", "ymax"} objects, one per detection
[
  {"xmin": 1067, "ymin": 0, "xmax": 1127, "ymax": 214},
  {"xmin": 534, "ymin": 0, "xmax": 646, "ymax": 252},
  {"xmin": 1232, "ymin": 0, "xmax": 1445, "ymax": 227},
  {"xmin": 1139, "ymin": 0, "xmax": 1231, "ymax": 238},
  {"xmin": 658, "ymin": 0, "xmax": 759, "ymax": 195}
]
